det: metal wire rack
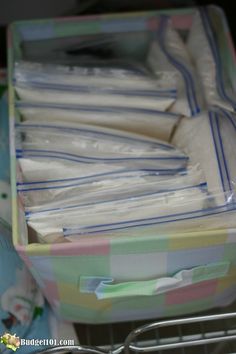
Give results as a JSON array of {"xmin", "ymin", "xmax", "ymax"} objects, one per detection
[{"xmin": 37, "ymin": 306, "xmax": 236, "ymax": 354}]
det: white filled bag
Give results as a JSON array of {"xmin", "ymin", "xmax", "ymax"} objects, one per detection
[
  {"xmin": 147, "ymin": 16, "xmax": 203, "ymax": 117},
  {"xmin": 18, "ymin": 165, "xmax": 205, "ymax": 211},
  {"xmin": 172, "ymin": 109, "xmax": 236, "ymax": 206},
  {"xmin": 17, "ymin": 158, "xmax": 130, "ymax": 183},
  {"xmin": 187, "ymin": 10, "xmax": 236, "ymax": 111},
  {"xmin": 15, "ymin": 82, "xmax": 176, "ymax": 112},
  {"xmin": 14, "ymin": 60, "xmax": 174, "ymax": 92},
  {"xmin": 16, "ymin": 121, "xmax": 188, "ymax": 170},
  {"xmin": 26, "ymin": 185, "xmax": 208, "ymax": 243},
  {"xmin": 16, "ymin": 101, "xmax": 180, "ymax": 141}
]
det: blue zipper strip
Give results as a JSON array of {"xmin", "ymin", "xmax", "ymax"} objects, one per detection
[
  {"xmin": 209, "ymin": 110, "xmax": 233, "ymax": 202},
  {"xmin": 17, "ymin": 167, "xmax": 192, "ymax": 192},
  {"xmin": 217, "ymin": 107, "xmax": 236, "ymax": 131},
  {"xmin": 25, "ymin": 183, "xmax": 207, "ymax": 219},
  {"xmin": 16, "ymin": 148, "xmax": 188, "ymax": 164},
  {"xmin": 212, "ymin": 107, "xmax": 236, "ymax": 202},
  {"xmin": 200, "ymin": 7, "xmax": 236, "ymax": 110},
  {"xmin": 17, "ymin": 167, "xmax": 187, "ymax": 187},
  {"xmin": 16, "ymin": 122, "xmax": 176, "ymax": 150},
  {"xmin": 15, "ymin": 80, "xmax": 177, "ymax": 98},
  {"xmin": 63, "ymin": 202, "xmax": 236, "ymax": 237},
  {"xmin": 209, "ymin": 112, "xmax": 230, "ymax": 199},
  {"xmin": 215, "ymin": 114, "xmax": 232, "ymax": 194},
  {"xmin": 16, "ymin": 152, "xmax": 94, "ymax": 165},
  {"xmin": 158, "ymin": 16, "xmax": 200, "ymax": 116},
  {"xmin": 18, "ymin": 170, "xmax": 185, "ymax": 192},
  {"xmin": 15, "ymin": 101, "xmax": 180, "ymax": 119}
]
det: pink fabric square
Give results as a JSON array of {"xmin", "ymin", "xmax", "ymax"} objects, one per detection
[
  {"xmin": 17, "ymin": 247, "xmax": 33, "ymax": 268},
  {"xmin": 51, "ymin": 237, "xmax": 110, "ymax": 256},
  {"xmin": 41, "ymin": 279, "xmax": 59, "ymax": 303},
  {"xmin": 172, "ymin": 15, "xmax": 193, "ymax": 30},
  {"xmin": 166, "ymin": 280, "xmax": 218, "ymax": 305},
  {"xmin": 147, "ymin": 17, "xmax": 158, "ymax": 31}
]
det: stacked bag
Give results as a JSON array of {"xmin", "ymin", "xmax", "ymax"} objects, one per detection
[{"xmin": 10, "ymin": 7, "xmax": 236, "ymax": 323}]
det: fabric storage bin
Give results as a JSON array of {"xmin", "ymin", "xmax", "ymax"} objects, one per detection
[{"xmin": 8, "ymin": 5, "xmax": 236, "ymax": 324}]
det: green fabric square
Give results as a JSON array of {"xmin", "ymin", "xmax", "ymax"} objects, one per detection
[
  {"xmin": 111, "ymin": 293, "xmax": 165, "ymax": 311},
  {"xmin": 60, "ymin": 303, "xmax": 95, "ymax": 323},
  {"xmin": 55, "ymin": 21, "xmax": 101, "ymax": 38},
  {"xmin": 111, "ymin": 234, "xmax": 168, "ymax": 254},
  {"xmin": 52, "ymin": 255, "xmax": 110, "ymax": 284},
  {"xmin": 165, "ymin": 298, "xmax": 213, "ymax": 317},
  {"xmin": 223, "ymin": 244, "xmax": 236, "ymax": 264}
]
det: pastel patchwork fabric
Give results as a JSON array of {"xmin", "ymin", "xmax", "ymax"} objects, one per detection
[{"xmin": 18, "ymin": 229, "xmax": 236, "ymax": 324}]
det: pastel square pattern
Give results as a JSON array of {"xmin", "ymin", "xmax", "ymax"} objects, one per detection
[
  {"xmin": 111, "ymin": 252, "xmax": 167, "ymax": 281},
  {"xmin": 167, "ymin": 246, "xmax": 225, "ymax": 274},
  {"xmin": 166, "ymin": 280, "xmax": 218, "ymax": 305},
  {"xmin": 30, "ymin": 256, "xmax": 55, "ymax": 281}
]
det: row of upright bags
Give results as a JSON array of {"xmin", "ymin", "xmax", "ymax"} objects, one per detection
[{"xmin": 8, "ymin": 5, "xmax": 236, "ymax": 324}]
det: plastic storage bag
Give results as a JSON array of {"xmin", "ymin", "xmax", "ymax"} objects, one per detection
[
  {"xmin": 18, "ymin": 165, "xmax": 204, "ymax": 211},
  {"xmin": 172, "ymin": 109, "xmax": 236, "ymax": 206},
  {"xmin": 187, "ymin": 9, "xmax": 236, "ymax": 111},
  {"xmin": 16, "ymin": 121, "xmax": 188, "ymax": 170},
  {"xmin": 147, "ymin": 15, "xmax": 203, "ymax": 117},
  {"xmin": 14, "ymin": 60, "xmax": 174, "ymax": 91},
  {"xmin": 26, "ymin": 184, "xmax": 208, "ymax": 243},
  {"xmin": 16, "ymin": 101, "xmax": 180, "ymax": 141},
  {"xmin": 15, "ymin": 121, "xmax": 183, "ymax": 155},
  {"xmin": 15, "ymin": 82, "xmax": 176, "ymax": 111}
]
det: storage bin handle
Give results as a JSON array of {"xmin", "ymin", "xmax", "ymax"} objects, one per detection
[{"xmin": 80, "ymin": 261, "xmax": 230, "ymax": 300}]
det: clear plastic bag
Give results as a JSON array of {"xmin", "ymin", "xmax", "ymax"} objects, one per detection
[
  {"xmin": 172, "ymin": 109, "xmax": 236, "ymax": 206},
  {"xmin": 16, "ymin": 121, "xmax": 181, "ymax": 153},
  {"xmin": 15, "ymin": 82, "xmax": 176, "ymax": 111},
  {"xmin": 64, "ymin": 203, "xmax": 236, "ymax": 241},
  {"xmin": 14, "ymin": 60, "xmax": 173, "ymax": 92},
  {"xmin": 16, "ymin": 121, "xmax": 188, "ymax": 170},
  {"xmin": 26, "ymin": 185, "xmax": 208, "ymax": 242},
  {"xmin": 147, "ymin": 15, "xmax": 203, "ymax": 117},
  {"xmin": 187, "ymin": 10, "xmax": 236, "ymax": 111},
  {"xmin": 17, "ymin": 149, "xmax": 188, "ymax": 170},
  {"xmin": 16, "ymin": 101, "xmax": 181, "ymax": 141},
  {"xmin": 18, "ymin": 165, "xmax": 204, "ymax": 212},
  {"xmin": 17, "ymin": 158, "xmax": 130, "ymax": 183}
]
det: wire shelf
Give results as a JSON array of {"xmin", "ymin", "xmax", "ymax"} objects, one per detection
[{"xmin": 37, "ymin": 306, "xmax": 236, "ymax": 354}]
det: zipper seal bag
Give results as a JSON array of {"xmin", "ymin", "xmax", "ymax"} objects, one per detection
[
  {"xmin": 14, "ymin": 80, "xmax": 176, "ymax": 112},
  {"xmin": 16, "ymin": 101, "xmax": 181, "ymax": 141},
  {"xmin": 187, "ymin": 8, "xmax": 236, "ymax": 111},
  {"xmin": 19, "ymin": 168, "xmax": 204, "ymax": 213},
  {"xmin": 148, "ymin": 15, "xmax": 202, "ymax": 117}
]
